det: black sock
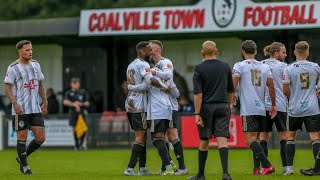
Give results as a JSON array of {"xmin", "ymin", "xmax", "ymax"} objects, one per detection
[
  {"xmin": 127, "ymin": 142, "xmax": 144, "ymax": 168},
  {"xmin": 280, "ymin": 140, "xmax": 287, "ymax": 167},
  {"xmin": 260, "ymin": 140, "xmax": 268, "ymax": 157},
  {"xmin": 314, "ymin": 151, "xmax": 320, "ymax": 171},
  {"xmin": 172, "ymin": 139, "xmax": 185, "ymax": 169},
  {"xmin": 312, "ymin": 140, "xmax": 320, "ymax": 160},
  {"xmin": 17, "ymin": 140, "xmax": 28, "ymax": 166},
  {"xmin": 253, "ymin": 152, "xmax": 260, "ymax": 170},
  {"xmin": 73, "ymin": 132, "xmax": 79, "ymax": 150},
  {"xmin": 153, "ymin": 140, "xmax": 170, "ymax": 167},
  {"xmin": 197, "ymin": 150, "xmax": 208, "ymax": 177},
  {"xmin": 219, "ymin": 147, "xmax": 229, "ymax": 174},
  {"xmin": 139, "ymin": 144, "xmax": 147, "ymax": 169},
  {"xmin": 286, "ymin": 140, "xmax": 295, "ymax": 166},
  {"xmin": 26, "ymin": 139, "xmax": 43, "ymax": 157},
  {"xmin": 165, "ymin": 140, "xmax": 172, "ymax": 161},
  {"xmin": 250, "ymin": 141, "xmax": 271, "ymax": 168},
  {"xmin": 80, "ymin": 132, "xmax": 86, "ymax": 147}
]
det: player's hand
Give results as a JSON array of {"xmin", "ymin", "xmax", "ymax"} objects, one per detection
[
  {"xmin": 232, "ymin": 94, "xmax": 237, "ymax": 106},
  {"xmin": 41, "ymin": 101, "xmax": 48, "ymax": 114},
  {"xmin": 151, "ymin": 70, "xmax": 157, "ymax": 76},
  {"xmin": 165, "ymin": 86, "xmax": 172, "ymax": 93},
  {"xmin": 317, "ymin": 89, "xmax": 320, "ymax": 98},
  {"xmin": 195, "ymin": 115, "xmax": 204, "ymax": 127},
  {"xmin": 269, "ymin": 105, "xmax": 277, "ymax": 119},
  {"xmin": 13, "ymin": 103, "xmax": 24, "ymax": 115}
]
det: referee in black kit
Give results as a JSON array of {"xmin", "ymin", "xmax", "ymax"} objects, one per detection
[{"xmin": 188, "ymin": 41, "xmax": 234, "ymax": 180}]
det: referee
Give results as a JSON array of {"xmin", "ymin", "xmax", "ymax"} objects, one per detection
[{"xmin": 188, "ymin": 41, "xmax": 234, "ymax": 180}]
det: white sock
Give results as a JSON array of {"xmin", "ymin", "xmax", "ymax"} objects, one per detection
[
  {"xmin": 139, "ymin": 167, "xmax": 146, "ymax": 171},
  {"xmin": 127, "ymin": 167, "xmax": 134, "ymax": 171}
]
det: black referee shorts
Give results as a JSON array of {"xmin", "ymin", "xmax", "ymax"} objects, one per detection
[
  {"xmin": 198, "ymin": 103, "xmax": 230, "ymax": 139},
  {"xmin": 12, "ymin": 113, "xmax": 45, "ymax": 131},
  {"xmin": 262, "ymin": 111, "xmax": 287, "ymax": 132}
]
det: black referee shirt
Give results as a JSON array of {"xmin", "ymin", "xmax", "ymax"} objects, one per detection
[{"xmin": 193, "ymin": 59, "xmax": 234, "ymax": 104}]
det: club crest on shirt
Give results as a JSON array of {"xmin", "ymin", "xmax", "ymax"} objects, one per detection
[{"xmin": 19, "ymin": 120, "xmax": 24, "ymax": 128}]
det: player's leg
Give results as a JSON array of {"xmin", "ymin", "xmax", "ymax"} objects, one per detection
[
  {"xmin": 214, "ymin": 103, "xmax": 232, "ymax": 180},
  {"xmin": 243, "ymin": 116, "xmax": 274, "ymax": 175},
  {"xmin": 285, "ymin": 116, "xmax": 302, "ymax": 174},
  {"xmin": 13, "ymin": 115, "xmax": 32, "ymax": 174},
  {"xmin": 168, "ymin": 110, "xmax": 186, "ymax": 174},
  {"xmin": 299, "ymin": 115, "xmax": 320, "ymax": 176},
  {"xmin": 28, "ymin": 114, "xmax": 46, "ymax": 157},
  {"xmin": 125, "ymin": 113, "xmax": 147, "ymax": 176},
  {"xmin": 188, "ymin": 104, "xmax": 212, "ymax": 180},
  {"xmin": 274, "ymin": 112, "xmax": 288, "ymax": 175},
  {"xmin": 150, "ymin": 119, "xmax": 173, "ymax": 175},
  {"xmin": 305, "ymin": 115, "xmax": 320, "ymax": 160}
]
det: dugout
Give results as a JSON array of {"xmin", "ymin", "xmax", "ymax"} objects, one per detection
[{"xmin": 0, "ymin": 0, "xmax": 320, "ymax": 113}]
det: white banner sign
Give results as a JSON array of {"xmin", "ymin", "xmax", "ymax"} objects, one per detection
[
  {"xmin": 79, "ymin": 0, "xmax": 320, "ymax": 36},
  {"xmin": 8, "ymin": 120, "xmax": 74, "ymax": 147}
]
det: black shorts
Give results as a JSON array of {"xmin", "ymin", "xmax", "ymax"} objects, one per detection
[
  {"xmin": 263, "ymin": 111, "xmax": 287, "ymax": 132},
  {"xmin": 242, "ymin": 115, "xmax": 265, "ymax": 132},
  {"xmin": 288, "ymin": 115, "xmax": 320, "ymax": 132},
  {"xmin": 12, "ymin": 113, "xmax": 45, "ymax": 131},
  {"xmin": 147, "ymin": 119, "xmax": 172, "ymax": 133},
  {"xmin": 198, "ymin": 103, "xmax": 230, "ymax": 139},
  {"xmin": 127, "ymin": 112, "xmax": 147, "ymax": 131},
  {"xmin": 169, "ymin": 110, "xmax": 178, "ymax": 129}
]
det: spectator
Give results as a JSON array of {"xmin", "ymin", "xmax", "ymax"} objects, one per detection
[{"xmin": 46, "ymin": 88, "xmax": 59, "ymax": 114}]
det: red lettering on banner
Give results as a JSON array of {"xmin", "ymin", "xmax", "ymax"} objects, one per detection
[
  {"xmin": 124, "ymin": 12, "xmax": 135, "ymax": 30},
  {"xmin": 89, "ymin": 13, "xmax": 97, "ymax": 31},
  {"xmin": 309, "ymin": 4, "xmax": 317, "ymax": 23},
  {"xmin": 164, "ymin": 9, "xmax": 204, "ymax": 29},
  {"xmin": 152, "ymin": 11, "xmax": 160, "ymax": 29},
  {"xmin": 243, "ymin": 4, "xmax": 317, "ymax": 27}
]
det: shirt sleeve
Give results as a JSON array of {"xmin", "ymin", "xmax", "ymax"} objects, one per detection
[
  {"xmin": 282, "ymin": 66, "xmax": 290, "ymax": 84},
  {"xmin": 232, "ymin": 62, "xmax": 241, "ymax": 77},
  {"xmin": 193, "ymin": 65, "xmax": 202, "ymax": 94},
  {"xmin": 227, "ymin": 65, "xmax": 235, "ymax": 92},
  {"xmin": 139, "ymin": 62, "xmax": 151, "ymax": 78},
  {"xmin": 266, "ymin": 66, "xmax": 273, "ymax": 79},
  {"xmin": 156, "ymin": 60, "xmax": 173, "ymax": 80},
  {"xmin": 4, "ymin": 66, "xmax": 16, "ymax": 84},
  {"xmin": 38, "ymin": 63, "xmax": 44, "ymax": 81},
  {"xmin": 128, "ymin": 81, "xmax": 150, "ymax": 92},
  {"xmin": 64, "ymin": 90, "xmax": 71, "ymax": 101}
]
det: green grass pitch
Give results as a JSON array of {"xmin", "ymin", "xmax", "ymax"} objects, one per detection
[{"xmin": 0, "ymin": 149, "xmax": 319, "ymax": 179}]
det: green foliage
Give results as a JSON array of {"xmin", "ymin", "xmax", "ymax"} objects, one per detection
[{"xmin": 0, "ymin": 0, "xmax": 199, "ymax": 20}]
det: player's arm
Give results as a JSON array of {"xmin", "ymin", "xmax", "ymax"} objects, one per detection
[
  {"xmin": 282, "ymin": 66, "xmax": 291, "ymax": 97},
  {"xmin": 128, "ymin": 81, "xmax": 150, "ymax": 92},
  {"xmin": 39, "ymin": 80, "xmax": 48, "ymax": 114},
  {"xmin": 193, "ymin": 65, "xmax": 203, "ymax": 127},
  {"xmin": 169, "ymin": 85, "xmax": 180, "ymax": 98},
  {"xmin": 144, "ymin": 73, "xmax": 169, "ymax": 90},
  {"xmin": 4, "ymin": 67, "xmax": 23, "ymax": 115},
  {"xmin": 227, "ymin": 66, "xmax": 235, "ymax": 105},
  {"xmin": 154, "ymin": 68, "xmax": 173, "ymax": 80},
  {"xmin": 267, "ymin": 70, "xmax": 277, "ymax": 119}
]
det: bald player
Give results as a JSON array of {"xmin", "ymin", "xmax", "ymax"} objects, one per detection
[{"xmin": 188, "ymin": 41, "xmax": 234, "ymax": 180}]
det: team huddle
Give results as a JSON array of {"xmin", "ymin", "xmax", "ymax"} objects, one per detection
[
  {"xmin": 124, "ymin": 40, "xmax": 187, "ymax": 176},
  {"xmin": 233, "ymin": 40, "xmax": 320, "ymax": 176},
  {"xmin": 124, "ymin": 39, "xmax": 320, "ymax": 179}
]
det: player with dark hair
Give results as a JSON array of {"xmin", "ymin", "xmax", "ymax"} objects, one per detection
[
  {"xmin": 233, "ymin": 40, "xmax": 276, "ymax": 175},
  {"xmin": 4, "ymin": 40, "xmax": 47, "ymax": 175}
]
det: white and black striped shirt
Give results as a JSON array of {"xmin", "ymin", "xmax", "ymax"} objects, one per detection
[{"xmin": 4, "ymin": 60, "xmax": 44, "ymax": 115}]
